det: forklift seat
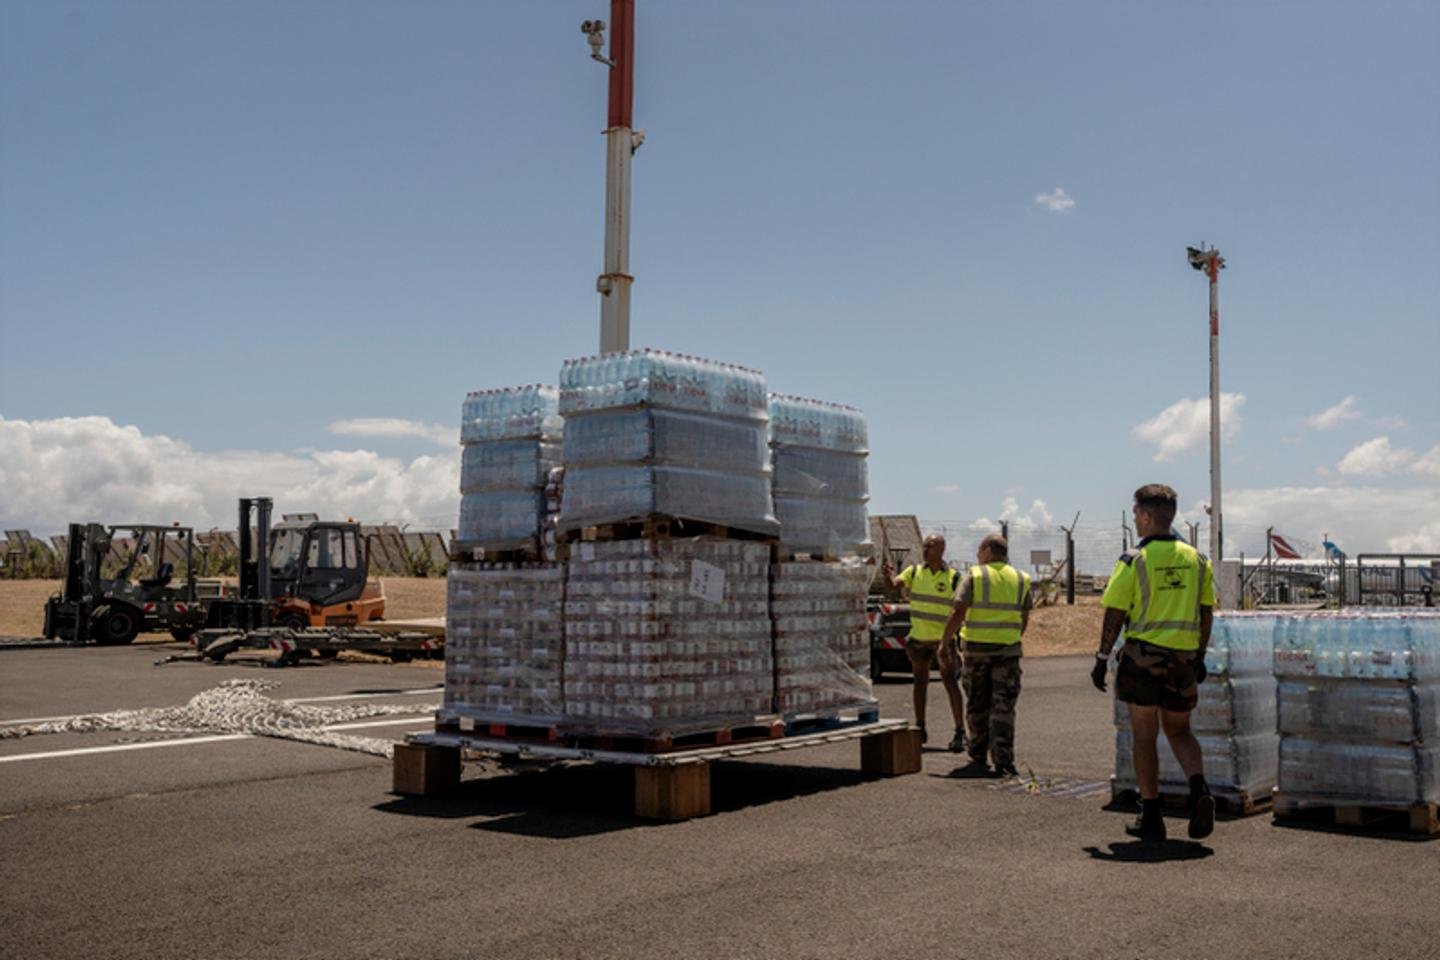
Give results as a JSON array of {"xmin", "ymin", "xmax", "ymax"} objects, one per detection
[{"xmin": 140, "ymin": 562, "xmax": 174, "ymax": 590}]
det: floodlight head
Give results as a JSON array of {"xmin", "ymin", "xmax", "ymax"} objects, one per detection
[
  {"xmin": 580, "ymin": 19, "xmax": 612, "ymax": 65},
  {"xmin": 1187, "ymin": 246, "xmax": 1207, "ymax": 271},
  {"xmin": 1187, "ymin": 244, "xmax": 1225, "ymax": 272}
]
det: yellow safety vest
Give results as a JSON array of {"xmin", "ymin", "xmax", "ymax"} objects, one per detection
[
  {"xmin": 901, "ymin": 564, "xmax": 959, "ymax": 642},
  {"xmin": 960, "ymin": 562, "xmax": 1030, "ymax": 645},
  {"xmin": 1101, "ymin": 537, "xmax": 1214, "ymax": 651}
]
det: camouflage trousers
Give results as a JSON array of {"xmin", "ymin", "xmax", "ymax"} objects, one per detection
[{"xmin": 960, "ymin": 655, "xmax": 1022, "ymax": 766}]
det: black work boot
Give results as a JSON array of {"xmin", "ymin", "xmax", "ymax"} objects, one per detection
[
  {"xmin": 1188, "ymin": 774, "xmax": 1215, "ymax": 840},
  {"xmin": 1125, "ymin": 798, "xmax": 1167, "ymax": 841}
]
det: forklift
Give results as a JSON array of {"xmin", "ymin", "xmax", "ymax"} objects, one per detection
[
  {"xmin": 43, "ymin": 523, "xmax": 209, "ymax": 645},
  {"xmin": 201, "ymin": 498, "xmax": 385, "ymax": 631},
  {"xmin": 182, "ymin": 498, "xmax": 431, "ymax": 666}
]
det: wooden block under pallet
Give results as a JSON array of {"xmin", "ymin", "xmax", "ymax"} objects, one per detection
[
  {"xmin": 1273, "ymin": 794, "xmax": 1440, "ymax": 838},
  {"xmin": 392, "ymin": 742, "xmax": 460, "ymax": 797},
  {"xmin": 634, "ymin": 763, "xmax": 711, "ymax": 821},
  {"xmin": 860, "ymin": 727, "xmax": 922, "ymax": 776}
]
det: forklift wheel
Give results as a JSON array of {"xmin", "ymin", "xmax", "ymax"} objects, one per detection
[
  {"xmin": 170, "ymin": 629, "xmax": 196, "ymax": 645},
  {"xmin": 273, "ymin": 611, "xmax": 309, "ymax": 632},
  {"xmin": 92, "ymin": 606, "xmax": 140, "ymax": 646}
]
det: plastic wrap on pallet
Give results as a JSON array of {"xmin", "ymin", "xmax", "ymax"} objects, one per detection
[
  {"xmin": 767, "ymin": 394, "xmax": 869, "ymax": 453},
  {"xmin": 1114, "ymin": 729, "xmax": 1279, "ymax": 796},
  {"xmin": 1207, "ymin": 612, "xmax": 1278, "ymax": 677},
  {"xmin": 461, "ymin": 385, "xmax": 562, "ymax": 443},
  {"xmin": 563, "ymin": 408, "xmax": 768, "ymax": 472},
  {"xmin": 563, "ymin": 539, "xmax": 773, "ymax": 734},
  {"xmin": 1274, "ymin": 610, "xmax": 1440, "ymax": 681},
  {"xmin": 560, "ymin": 465, "xmax": 779, "ymax": 536},
  {"xmin": 1278, "ymin": 738, "xmax": 1440, "ymax": 806},
  {"xmin": 1278, "ymin": 678, "xmax": 1440, "ymax": 743},
  {"xmin": 458, "ymin": 492, "xmax": 547, "ymax": 544},
  {"xmin": 443, "ymin": 562, "xmax": 565, "ymax": 724},
  {"xmin": 772, "ymin": 446, "xmax": 869, "ymax": 500},
  {"xmin": 1111, "ymin": 674, "xmax": 1276, "ymax": 736},
  {"xmin": 770, "ymin": 559, "xmax": 875, "ymax": 715},
  {"xmin": 460, "ymin": 440, "xmax": 562, "ymax": 495},
  {"xmin": 773, "ymin": 497, "xmax": 870, "ymax": 556},
  {"xmin": 559, "ymin": 349, "xmax": 768, "ymax": 421},
  {"xmin": 1273, "ymin": 611, "xmax": 1440, "ymax": 807}
]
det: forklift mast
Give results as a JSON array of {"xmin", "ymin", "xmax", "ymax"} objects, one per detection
[{"xmin": 237, "ymin": 497, "xmax": 273, "ymax": 603}]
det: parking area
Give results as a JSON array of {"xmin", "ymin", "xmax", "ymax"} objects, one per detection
[{"xmin": 2, "ymin": 644, "xmax": 1436, "ymax": 960}]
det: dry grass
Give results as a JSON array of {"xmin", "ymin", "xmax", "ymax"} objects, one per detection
[
  {"xmin": 1, "ymin": 576, "xmax": 1101, "ymax": 655},
  {"xmin": 1023, "ymin": 595, "xmax": 1105, "ymax": 656}
]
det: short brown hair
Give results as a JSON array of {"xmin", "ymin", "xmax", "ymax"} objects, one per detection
[
  {"xmin": 1134, "ymin": 484, "xmax": 1178, "ymax": 526},
  {"xmin": 979, "ymin": 534, "xmax": 1009, "ymax": 560}
]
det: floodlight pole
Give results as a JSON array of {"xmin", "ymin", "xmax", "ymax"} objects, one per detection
[
  {"xmin": 585, "ymin": 0, "xmax": 638, "ymax": 354},
  {"xmin": 1188, "ymin": 244, "xmax": 1226, "ymax": 605}
]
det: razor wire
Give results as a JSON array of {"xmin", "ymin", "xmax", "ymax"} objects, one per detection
[{"xmin": 0, "ymin": 679, "xmax": 439, "ymax": 758}]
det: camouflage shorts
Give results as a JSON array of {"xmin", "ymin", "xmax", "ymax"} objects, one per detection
[{"xmin": 1115, "ymin": 640, "xmax": 1200, "ymax": 712}]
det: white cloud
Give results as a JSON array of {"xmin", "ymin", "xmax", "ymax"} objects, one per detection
[
  {"xmin": 969, "ymin": 497, "xmax": 1054, "ymax": 533},
  {"xmin": 1220, "ymin": 485, "xmax": 1440, "ymax": 554},
  {"xmin": 1132, "ymin": 394, "xmax": 1245, "ymax": 462},
  {"xmin": 1305, "ymin": 396, "xmax": 1363, "ymax": 430},
  {"xmin": 1034, "ymin": 187, "xmax": 1075, "ymax": 213},
  {"xmin": 0, "ymin": 416, "xmax": 459, "ymax": 534},
  {"xmin": 932, "ymin": 484, "xmax": 962, "ymax": 495},
  {"xmin": 328, "ymin": 417, "xmax": 454, "ymax": 447},
  {"xmin": 1409, "ymin": 444, "xmax": 1440, "ymax": 480},
  {"xmin": 1336, "ymin": 436, "xmax": 1415, "ymax": 476}
]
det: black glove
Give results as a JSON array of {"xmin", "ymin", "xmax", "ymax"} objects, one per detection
[
  {"xmin": 1194, "ymin": 658, "xmax": 1208, "ymax": 685},
  {"xmin": 1090, "ymin": 656, "xmax": 1109, "ymax": 692}
]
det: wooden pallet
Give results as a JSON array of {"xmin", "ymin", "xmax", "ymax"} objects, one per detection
[
  {"xmin": 392, "ymin": 718, "xmax": 919, "ymax": 820},
  {"xmin": 1272, "ymin": 794, "xmax": 1440, "ymax": 839},
  {"xmin": 783, "ymin": 705, "xmax": 881, "ymax": 737},
  {"xmin": 561, "ymin": 516, "xmax": 777, "ymax": 544},
  {"xmin": 571, "ymin": 717, "xmax": 787, "ymax": 754},
  {"xmin": 1108, "ymin": 778, "xmax": 1271, "ymax": 818},
  {"xmin": 436, "ymin": 715, "xmax": 562, "ymax": 743},
  {"xmin": 448, "ymin": 537, "xmax": 548, "ymax": 564}
]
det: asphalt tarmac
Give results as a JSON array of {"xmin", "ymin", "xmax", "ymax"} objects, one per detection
[{"xmin": 1, "ymin": 644, "xmax": 1435, "ymax": 959}]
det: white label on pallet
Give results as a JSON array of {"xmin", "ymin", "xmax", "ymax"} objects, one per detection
[{"xmin": 688, "ymin": 559, "xmax": 726, "ymax": 605}]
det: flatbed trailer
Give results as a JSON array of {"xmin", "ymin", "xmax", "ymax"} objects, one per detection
[
  {"xmin": 161, "ymin": 626, "xmax": 443, "ymax": 666},
  {"xmin": 394, "ymin": 716, "xmax": 919, "ymax": 821}
]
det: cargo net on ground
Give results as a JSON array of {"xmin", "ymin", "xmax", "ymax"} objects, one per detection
[
  {"xmin": 0, "ymin": 679, "xmax": 432, "ymax": 758},
  {"xmin": 1113, "ymin": 612, "xmax": 1278, "ymax": 799},
  {"xmin": 564, "ymin": 539, "xmax": 774, "ymax": 735},
  {"xmin": 458, "ymin": 385, "xmax": 562, "ymax": 553},
  {"xmin": 768, "ymin": 394, "xmax": 870, "ymax": 558},
  {"xmin": 557, "ymin": 350, "xmax": 779, "ymax": 537},
  {"xmin": 1274, "ymin": 610, "xmax": 1440, "ymax": 807},
  {"xmin": 771, "ymin": 558, "xmax": 875, "ymax": 716},
  {"xmin": 443, "ymin": 562, "xmax": 565, "ymax": 727}
]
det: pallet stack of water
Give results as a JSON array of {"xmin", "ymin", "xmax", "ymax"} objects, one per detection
[
  {"xmin": 1113, "ymin": 612, "xmax": 1279, "ymax": 802},
  {"xmin": 457, "ymin": 385, "xmax": 562, "ymax": 548},
  {"xmin": 767, "ymin": 394, "xmax": 870, "ymax": 557},
  {"xmin": 556, "ymin": 350, "xmax": 778, "ymax": 536},
  {"xmin": 1275, "ymin": 610, "xmax": 1440, "ymax": 806}
]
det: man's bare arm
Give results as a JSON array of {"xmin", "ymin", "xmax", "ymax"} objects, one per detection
[
  {"xmin": 1098, "ymin": 607, "xmax": 1127, "ymax": 658},
  {"xmin": 941, "ymin": 602, "xmax": 967, "ymax": 645}
]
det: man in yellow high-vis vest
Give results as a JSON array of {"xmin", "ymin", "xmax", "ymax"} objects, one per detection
[
  {"xmin": 1092, "ymin": 483, "xmax": 1216, "ymax": 843},
  {"xmin": 940, "ymin": 534, "xmax": 1031, "ymax": 776},
  {"xmin": 883, "ymin": 534, "xmax": 965, "ymax": 749}
]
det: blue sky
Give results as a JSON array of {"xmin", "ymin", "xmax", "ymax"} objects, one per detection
[{"xmin": 2, "ymin": 1, "xmax": 1437, "ymax": 559}]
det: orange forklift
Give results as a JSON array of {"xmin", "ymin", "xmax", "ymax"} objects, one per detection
[{"xmin": 267, "ymin": 512, "xmax": 386, "ymax": 629}]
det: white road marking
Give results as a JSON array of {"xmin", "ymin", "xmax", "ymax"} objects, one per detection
[
  {"xmin": 0, "ymin": 687, "xmax": 442, "ymax": 727},
  {"xmin": 0, "ymin": 716, "xmax": 436, "ymax": 764}
]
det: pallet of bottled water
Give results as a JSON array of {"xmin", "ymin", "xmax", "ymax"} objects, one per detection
[
  {"xmin": 557, "ymin": 350, "xmax": 778, "ymax": 537},
  {"xmin": 1112, "ymin": 612, "xmax": 1278, "ymax": 806},
  {"xmin": 562, "ymin": 538, "xmax": 775, "ymax": 735},
  {"xmin": 771, "ymin": 559, "xmax": 875, "ymax": 716},
  {"xmin": 768, "ymin": 394, "xmax": 871, "ymax": 557},
  {"xmin": 457, "ymin": 385, "xmax": 562, "ymax": 548},
  {"xmin": 442, "ymin": 562, "xmax": 565, "ymax": 727},
  {"xmin": 1275, "ymin": 611, "xmax": 1440, "ymax": 808}
]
